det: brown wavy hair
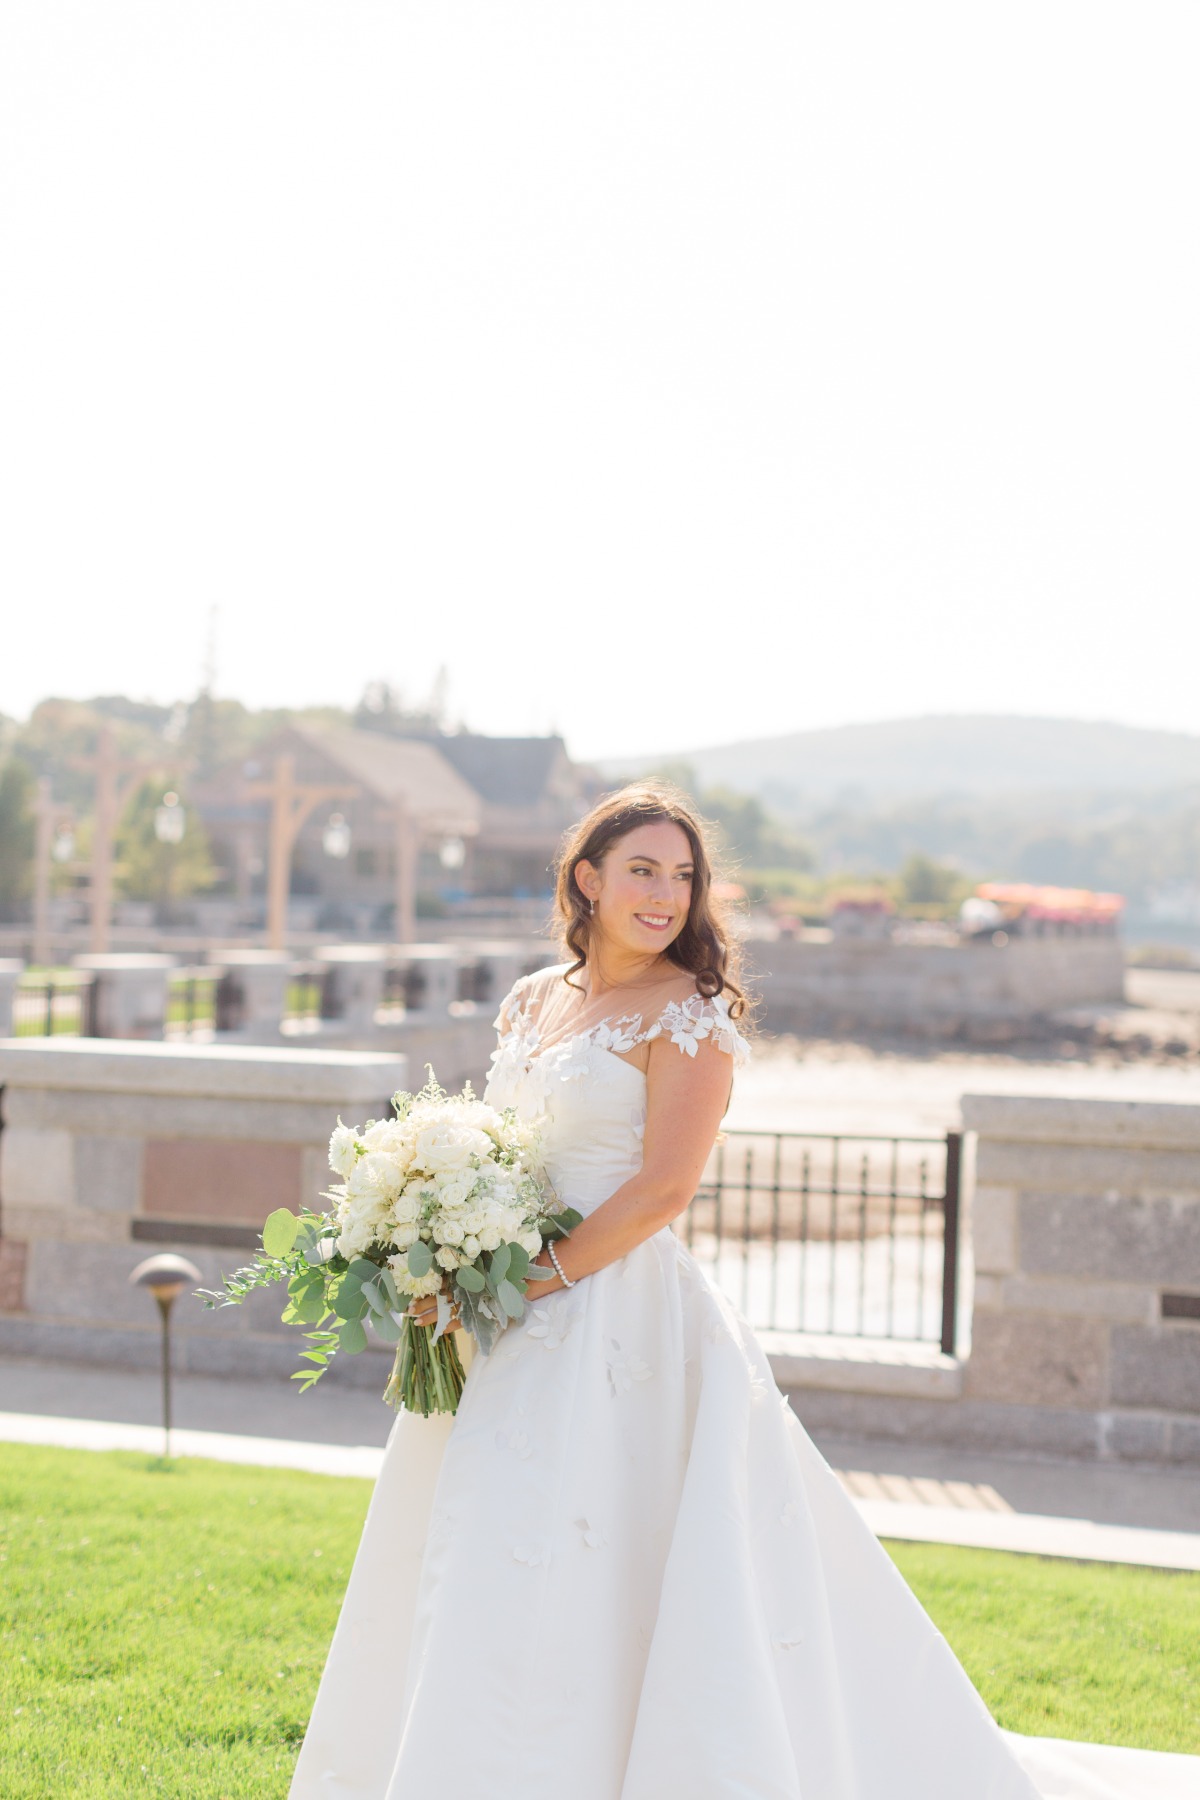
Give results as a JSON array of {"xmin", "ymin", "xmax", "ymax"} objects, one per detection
[{"xmin": 552, "ymin": 782, "xmax": 749, "ymax": 1017}]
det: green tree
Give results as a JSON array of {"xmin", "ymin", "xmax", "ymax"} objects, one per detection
[
  {"xmin": 0, "ymin": 757, "xmax": 35, "ymax": 908},
  {"xmin": 897, "ymin": 852, "xmax": 964, "ymax": 908},
  {"xmin": 702, "ymin": 785, "xmax": 815, "ymax": 873},
  {"xmin": 115, "ymin": 781, "xmax": 216, "ymax": 905}
]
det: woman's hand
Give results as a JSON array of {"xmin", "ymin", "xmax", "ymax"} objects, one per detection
[{"xmin": 407, "ymin": 1285, "xmax": 464, "ymax": 1331}]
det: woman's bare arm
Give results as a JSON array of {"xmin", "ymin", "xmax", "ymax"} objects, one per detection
[{"xmin": 518, "ymin": 1033, "xmax": 732, "ymax": 1297}]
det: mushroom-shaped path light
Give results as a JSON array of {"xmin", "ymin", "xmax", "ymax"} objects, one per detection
[{"xmin": 128, "ymin": 1253, "xmax": 202, "ymax": 1459}]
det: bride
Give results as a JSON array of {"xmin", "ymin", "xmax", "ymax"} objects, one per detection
[{"xmin": 290, "ymin": 783, "xmax": 1041, "ymax": 1799}]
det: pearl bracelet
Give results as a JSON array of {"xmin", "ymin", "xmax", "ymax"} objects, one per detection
[{"xmin": 546, "ymin": 1240, "xmax": 575, "ymax": 1288}]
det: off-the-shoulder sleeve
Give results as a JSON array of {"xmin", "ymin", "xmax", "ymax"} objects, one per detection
[{"xmin": 645, "ymin": 990, "xmax": 750, "ymax": 1066}]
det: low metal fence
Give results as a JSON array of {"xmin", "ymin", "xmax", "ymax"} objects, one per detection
[
  {"xmin": 165, "ymin": 968, "xmax": 219, "ymax": 1040},
  {"xmin": 284, "ymin": 964, "xmax": 324, "ymax": 1031},
  {"xmin": 678, "ymin": 1129, "xmax": 962, "ymax": 1353},
  {"xmin": 11, "ymin": 973, "xmax": 96, "ymax": 1038}
]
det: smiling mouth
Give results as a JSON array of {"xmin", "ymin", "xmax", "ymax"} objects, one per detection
[{"xmin": 634, "ymin": 913, "xmax": 674, "ymax": 930}]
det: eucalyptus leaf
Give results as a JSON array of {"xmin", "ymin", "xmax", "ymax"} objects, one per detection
[
  {"xmin": 489, "ymin": 1243, "xmax": 512, "ymax": 1284},
  {"xmin": 455, "ymin": 1265, "xmax": 486, "ymax": 1293},
  {"xmin": 379, "ymin": 1268, "xmax": 400, "ymax": 1309},
  {"xmin": 496, "ymin": 1277, "xmax": 525, "ymax": 1320},
  {"xmin": 347, "ymin": 1257, "xmax": 380, "ymax": 1285},
  {"xmin": 332, "ymin": 1281, "xmax": 367, "ymax": 1321},
  {"xmin": 506, "ymin": 1243, "xmax": 530, "ymax": 1281},
  {"xmin": 370, "ymin": 1309, "xmax": 403, "ymax": 1345},
  {"xmin": 337, "ymin": 1316, "xmax": 368, "ymax": 1354},
  {"xmin": 407, "ymin": 1240, "xmax": 434, "ymax": 1278},
  {"xmin": 262, "ymin": 1208, "xmax": 299, "ymax": 1258},
  {"xmin": 359, "ymin": 1281, "xmax": 385, "ymax": 1315}
]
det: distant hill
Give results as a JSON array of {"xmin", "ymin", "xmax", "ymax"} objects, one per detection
[{"xmin": 614, "ymin": 716, "xmax": 1200, "ymax": 807}]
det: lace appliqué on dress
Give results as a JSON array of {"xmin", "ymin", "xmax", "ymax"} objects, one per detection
[
  {"xmin": 486, "ymin": 980, "xmax": 750, "ymax": 1111},
  {"xmin": 645, "ymin": 992, "xmax": 751, "ymax": 1065}
]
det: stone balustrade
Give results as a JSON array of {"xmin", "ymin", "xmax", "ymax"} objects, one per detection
[
  {"xmin": 72, "ymin": 953, "xmax": 176, "ymax": 1039},
  {"xmin": 0, "ymin": 961, "xmax": 20, "ymax": 1038},
  {"xmin": 0, "ymin": 1039, "xmax": 408, "ymax": 1381}
]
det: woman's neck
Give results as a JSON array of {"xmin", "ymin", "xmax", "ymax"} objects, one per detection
[{"xmin": 583, "ymin": 941, "xmax": 667, "ymax": 999}]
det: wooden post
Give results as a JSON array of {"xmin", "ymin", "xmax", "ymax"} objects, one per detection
[
  {"xmin": 32, "ymin": 778, "xmax": 71, "ymax": 969},
  {"xmin": 72, "ymin": 725, "xmax": 175, "ymax": 955},
  {"xmin": 243, "ymin": 755, "xmax": 358, "ymax": 951}
]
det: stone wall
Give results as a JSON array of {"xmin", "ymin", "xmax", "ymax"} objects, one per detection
[
  {"xmin": 749, "ymin": 937, "xmax": 1124, "ymax": 1038},
  {"xmin": 0, "ymin": 1039, "xmax": 408, "ymax": 1384}
]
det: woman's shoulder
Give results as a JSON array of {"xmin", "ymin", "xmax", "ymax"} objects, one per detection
[
  {"xmin": 494, "ymin": 959, "xmax": 568, "ymax": 1024},
  {"xmin": 645, "ymin": 971, "xmax": 751, "ymax": 1064}
]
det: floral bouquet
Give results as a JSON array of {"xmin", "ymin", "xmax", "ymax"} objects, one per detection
[{"xmin": 197, "ymin": 1071, "xmax": 581, "ymax": 1415}]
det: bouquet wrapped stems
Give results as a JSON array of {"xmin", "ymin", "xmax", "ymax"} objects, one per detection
[{"xmin": 385, "ymin": 1315, "xmax": 468, "ymax": 1416}]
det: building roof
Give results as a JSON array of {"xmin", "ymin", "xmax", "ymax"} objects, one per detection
[
  {"xmin": 433, "ymin": 734, "xmax": 570, "ymax": 808},
  {"xmin": 289, "ymin": 725, "xmax": 483, "ymax": 833}
]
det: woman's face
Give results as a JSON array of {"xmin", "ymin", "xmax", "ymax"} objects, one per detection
[{"xmin": 577, "ymin": 819, "xmax": 695, "ymax": 957}]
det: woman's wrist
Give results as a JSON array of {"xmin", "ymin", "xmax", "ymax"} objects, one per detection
[{"xmin": 528, "ymin": 1250, "xmax": 562, "ymax": 1297}]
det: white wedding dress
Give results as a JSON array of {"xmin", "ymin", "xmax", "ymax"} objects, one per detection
[{"xmin": 290, "ymin": 977, "xmax": 1048, "ymax": 1799}]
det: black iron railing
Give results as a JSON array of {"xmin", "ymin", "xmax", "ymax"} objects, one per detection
[
  {"xmin": 678, "ymin": 1129, "xmax": 962, "ymax": 1354},
  {"xmin": 165, "ymin": 968, "xmax": 218, "ymax": 1039},
  {"xmin": 12, "ymin": 973, "xmax": 96, "ymax": 1038}
]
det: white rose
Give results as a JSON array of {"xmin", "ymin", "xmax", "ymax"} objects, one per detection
[
  {"xmin": 361, "ymin": 1118, "xmax": 417, "ymax": 1167},
  {"xmin": 328, "ymin": 1121, "xmax": 360, "ymax": 1179},
  {"xmin": 478, "ymin": 1224, "xmax": 502, "ymax": 1252},
  {"xmin": 389, "ymin": 1221, "xmax": 419, "ymax": 1251},
  {"xmin": 435, "ymin": 1170, "xmax": 477, "ymax": 1210},
  {"xmin": 461, "ymin": 1235, "xmax": 481, "ymax": 1260},
  {"xmin": 392, "ymin": 1190, "xmax": 421, "ymax": 1225},
  {"xmin": 435, "ymin": 1244, "xmax": 461, "ymax": 1271},
  {"xmin": 412, "ymin": 1123, "xmax": 494, "ymax": 1174},
  {"xmin": 519, "ymin": 1230, "xmax": 542, "ymax": 1257},
  {"xmin": 461, "ymin": 1210, "xmax": 485, "ymax": 1235},
  {"xmin": 435, "ymin": 1218, "xmax": 465, "ymax": 1246}
]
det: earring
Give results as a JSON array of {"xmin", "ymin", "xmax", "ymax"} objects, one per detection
[{"xmin": 588, "ymin": 898, "xmax": 595, "ymax": 916}]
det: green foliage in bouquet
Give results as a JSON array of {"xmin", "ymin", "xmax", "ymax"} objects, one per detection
[{"xmin": 197, "ymin": 1072, "xmax": 582, "ymax": 1415}]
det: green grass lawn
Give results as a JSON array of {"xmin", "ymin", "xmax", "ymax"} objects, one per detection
[
  {"xmin": 1, "ymin": 1445, "xmax": 1196, "ymax": 1798},
  {"xmin": 889, "ymin": 1539, "xmax": 1199, "ymax": 1757}
]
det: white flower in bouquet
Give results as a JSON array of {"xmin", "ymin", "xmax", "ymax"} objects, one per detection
[
  {"xmin": 201, "ymin": 1069, "xmax": 583, "ymax": 1420},
  {"xmin": 328, "ymin": 1120, "xmax": 360, "ymax": 1179}
]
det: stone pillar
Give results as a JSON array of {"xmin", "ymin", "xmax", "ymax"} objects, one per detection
[
  {"xmin": 962, "ymin": 1094, "xmax": 1200, "ymax": 1463},
  {"xmin": 215, "ymin": 950, "xmax": 293, "ymax": 1039},
  {"xmin": 315, "ymin": 944, "xmax": 391, "ymax": 1033},
  {"xmin": 72, "ymin": 954, "xmax": 176, "ymax": 1039},
  {"xmin": 394, "ymin": 945, "xmax": 461, "ymax": 1016},
  {"xmin": 0, "ymin": 961, "xmax": 22, "ymax": 1037},
  {"xmin": 470, "ymin": 943, "xmax": 529, "ymax": 1014}
]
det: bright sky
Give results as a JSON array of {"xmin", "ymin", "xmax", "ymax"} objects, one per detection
[{"xmin": 2, "ymin": 2, "xmax": 1197, "ymax": 763}]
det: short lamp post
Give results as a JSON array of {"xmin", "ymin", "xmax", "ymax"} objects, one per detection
[{"xmin": 128, "ymin": 1253, "xmax": 202, "ymax": 1459}]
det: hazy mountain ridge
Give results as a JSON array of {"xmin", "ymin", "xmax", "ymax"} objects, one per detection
[{"xmin": 613, "ymin": 716, "xmax": 1200, "ymax": 807}]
